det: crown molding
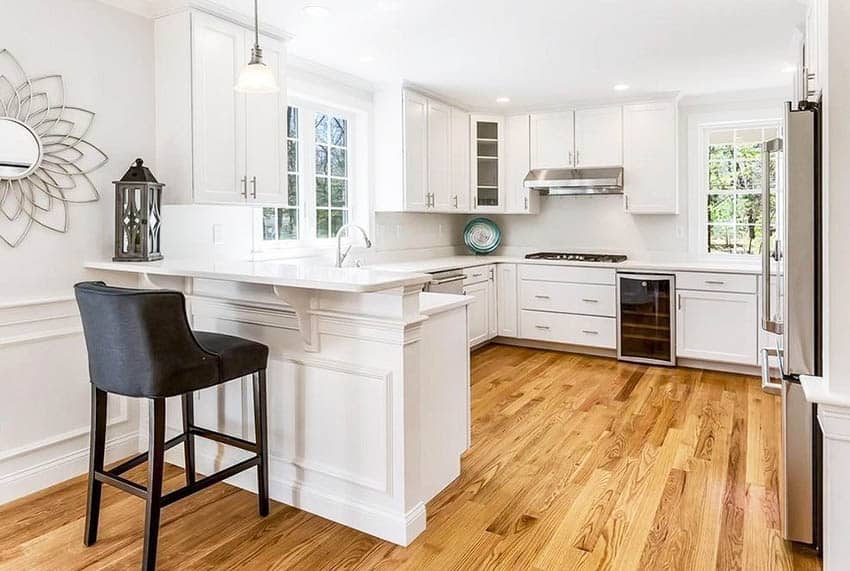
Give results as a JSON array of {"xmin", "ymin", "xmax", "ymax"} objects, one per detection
[{"xmin": 95, "ymin": 0, "xmax": 294, "ymax": 42}]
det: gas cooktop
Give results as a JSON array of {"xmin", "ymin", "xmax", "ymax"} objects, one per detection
[{"xmin": 525, "ymin": 252, "xmax": 628, "ymax": 263}]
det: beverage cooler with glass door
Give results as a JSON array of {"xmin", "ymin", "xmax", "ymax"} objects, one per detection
[{"xmin": 617, "ymin": 273, "xmax": 676, "ymax": 366}]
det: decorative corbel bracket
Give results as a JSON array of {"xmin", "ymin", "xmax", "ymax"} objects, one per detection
[{"xmin": 273, "ymin": 285, "xmax": 320, "ymax": 352}]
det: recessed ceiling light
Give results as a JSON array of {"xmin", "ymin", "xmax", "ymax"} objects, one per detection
[
  {"xmin": 302, "ymin": 5, "xmax": 330, "ymax": 17},
  {"xmin": 781, "ymin": 65, "xmax": 797, "ymax": 73},
  {"xmin": 359, "ymin": 55, "xmax": 375, "ymax": 63},
  {"xmin": 613, "ymin": 83, "xmax": 630, "ymax": 91},
  {"xmin": 496, "ymin": 97, "xmax": 511, "ymax": 104}
]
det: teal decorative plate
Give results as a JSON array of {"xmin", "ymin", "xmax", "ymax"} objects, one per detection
[{"xmin": 463, "ymin": 218, "xmax": 501, "ymax": 254}]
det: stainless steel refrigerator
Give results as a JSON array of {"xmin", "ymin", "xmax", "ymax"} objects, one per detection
[{"xmin": 760, "ymin": 99, "xmax": 822, "ymax": 550}]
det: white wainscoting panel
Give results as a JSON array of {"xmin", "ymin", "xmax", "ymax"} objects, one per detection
[{"xmin": 0, "ymin": 297, "xmax": 138, "ymax": 504}]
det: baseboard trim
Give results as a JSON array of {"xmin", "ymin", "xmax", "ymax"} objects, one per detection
[
  {"xmin": 167, "ymin": 451, "xmax": 426, "ymax": 546},
  {"xmin": 0, "ymin": 431, "xmax": 139, "ymax": 505}
]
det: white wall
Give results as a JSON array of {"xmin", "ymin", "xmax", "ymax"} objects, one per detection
[{"xmin": 0, "ymin": 0, "xmax": 153, "ymax": 503}]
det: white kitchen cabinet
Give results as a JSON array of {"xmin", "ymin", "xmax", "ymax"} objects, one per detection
[
  {"xmin": 156, "ymin": 10, "xmax": 287, "ymax": 205},
  {"xmin": 803, "ymin": 0, "xmax": 820, "ymax": 100},
  {"xmin": 676, "ymin": 289, "xmax": 758, "ymax": 365},
  {"xmin": 450, "ymin": 108, "xmax": 470, "ymax": 211},
  {"xmin": 403, "ymin": 90, "xmax": 429, "ymax": 211},
  {"xmin": 623, "ymin": 100, "xmax": 678, "ymax": 214},
  {"xmin": 427, "ymin": 99, "xmax": 452, "ymax": 210},
  {"xmin": 471, "ymin": 115, "xmax": 504, "ymax": 212},
  {"xmin": 530, "ymin": 111, "xmax": 575, "ymax": 169},
  {"xmin": 504, "ymin": 115, "xmax": 539, "ymax": 214},
  {"xmin": 574, "ymin": 106, "xmax": 622, "ymax": 167},
  {"xmin": 497, "ymin": 264, "xmax": 518, "ymax": 337},
  {"xmin": 465, "ymin": 280, "xmax": 490, "ymax": 347}
]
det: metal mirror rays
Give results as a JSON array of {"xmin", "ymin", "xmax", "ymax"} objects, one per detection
[{"xmin": 0, "ymin": 49, "xmax": 108, "ymax": 247}]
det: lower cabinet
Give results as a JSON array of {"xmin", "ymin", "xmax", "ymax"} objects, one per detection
[
  {"xmin": 520, "ymin": 310, "xmax": 616, "ymax": 348},
  {"xmin": 496, "ymin": 264, "xmax": 518, "ymax": 336},
  {"xmin": 675, "ymin": 289, "xmax": 758, "ymax": 365},
  {"xmin": 464, "ymin": 265, "xmax": 496, "ymax": 347}
]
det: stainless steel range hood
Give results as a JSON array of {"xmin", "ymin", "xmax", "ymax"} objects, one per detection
[{"xmin": 523, "ymin": 167, "xmax": 624, "ymax": 195}]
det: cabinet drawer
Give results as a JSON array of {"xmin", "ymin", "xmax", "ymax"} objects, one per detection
[
  {"xmin": 519, "ymin": 281, "xmax": 616, "ymax": 317},
  {"xmin": 519, "ymin": 264, "xmax": 616, "ymax": 285},
  {"xmin": 520, "ymin": 310, "xmax": 616, "ymax": 348},
  {"xmin": 464, "ymin": 265, "xmax": 494, "ymax": 285},
  {"xmin": 675, "ymin": 272, "xmax": 757, "ymax": 294}
]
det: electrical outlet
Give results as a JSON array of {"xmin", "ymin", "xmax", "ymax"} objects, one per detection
[{"xmin": 212, "ymin": 224, "xmax": 224, "ymax": 245}]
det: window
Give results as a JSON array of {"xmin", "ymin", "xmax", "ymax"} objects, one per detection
[
  {"xmin": 702, "ymin": 122, "xmax": 778, "ymax": 256},
  {"xmin": 260, "ymin": 102, "xmax": 353, "ymax": 245}
]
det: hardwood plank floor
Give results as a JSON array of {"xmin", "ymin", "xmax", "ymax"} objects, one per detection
[{"xmin": 0, "ymin": 344, "xmax": 821, "ymax": 570}]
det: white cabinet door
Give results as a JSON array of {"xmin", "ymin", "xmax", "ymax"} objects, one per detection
[
  {"xmin": 623, "ymin": 101, "xmax": 678, "ymax": 214},
  {"xmin": 191, "ymin": 12, "xmax": 247, "ymax": 204},
  {"xmin": 245, "ymin": 34, "xmax": 286, "ymax": 204},
  {"xmin": 403, "ymin": 90, "xmax": 429, "ymax": 211},
  {"xmin": 487, "ymin": 276, "xmax": 497, "ymax": 339},
  {"xmin": 450, "ymin": 108, "xmax": 470, "ymax": 211},
  {"xmin": 497, "ymin": 264, "xmax": 518, "ymax": 337},
  {"xmin": 574, "ymin": 106, "xmax": 622, "ymax": 167},
  {"xmin": 427, "ymin": 99, "xmax": 452, "ymax": 210},
  {"xmin": 530, "ymin": 111, "xmax": 574, "ymax": 169},
  {"xmin": 676, "ymin": 289, "xmax": 758, "ymax": 365},
  {"xmin": 504, "ymin": 114, "xmax": 538, "ymax": 214},
  {"xmin": 464, "ymin": 281, "xmax": 490, "ymax": 347}
]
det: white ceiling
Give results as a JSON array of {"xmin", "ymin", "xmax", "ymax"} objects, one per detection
[{"xmin": 141, "ymin": 0, "xmax": 806, "ymax": 111}]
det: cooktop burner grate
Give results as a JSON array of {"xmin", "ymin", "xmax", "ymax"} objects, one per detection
[{"xmin": 524, "ymin": 252, "xmax": 628, "ymax": 263}]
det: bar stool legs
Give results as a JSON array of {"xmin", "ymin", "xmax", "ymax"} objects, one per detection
[
  {"xmin": 143, "ymin": 399, "xmax": 166, "ymax": 571},
  {"xmin": 84, "ymin": 387, "xmax": 107, "ymax": 546},
  {"xmin": 253, "ymin": 370, "xmax": 270, "ymax": 517},
  {"xmin": 181, "ymin": 393, "xmax": 196, "ymax": 486},
  {"xmin": 83, "ymin": 369, "xmax": 269, "ymax": 570}
]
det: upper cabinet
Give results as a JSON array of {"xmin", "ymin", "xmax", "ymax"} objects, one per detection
[
  {"xmin": 471, "ymin": 115, "xmax": 504, "ymax": 211},
  {"xmin": 530, "ymin": 108, "xmax": 623, "ymax": 169},
  {"xmin": 530, "ymin": 112, "xmax": 575, "ymax": 169},
  {"xmin": 155, "ymin": 10, "xmax": 287, "ymax": 205},
  {"xmin": 802, "ymin": 0, "xmax": 821, "ymax": 101},
  {"xmin": 622, "ymin": 100, "xmax": 678, "ymax": 214},
  {"xmin": 376, "ymin": 88, "xmax": 471, "ymax": 212},
  {"xmin": 573, "ymin": 106, "xmax": 622, "ymax": 167},
  {"xmin": 505, "ymin": 114, "xmax": 539, "ymax": 214}
]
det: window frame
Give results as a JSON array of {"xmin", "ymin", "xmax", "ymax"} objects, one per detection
[
  {"xmin": 688, "ymin": 107, "xmax": 783, "ymax": 261},
  {"xmin": 254, "ymin": 98, "xmax": 356, "ymax": 250}
]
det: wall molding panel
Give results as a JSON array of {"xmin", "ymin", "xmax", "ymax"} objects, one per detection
[{"xmin": 0, "ymin": 297, "xmax": 139, "ymax": 505}]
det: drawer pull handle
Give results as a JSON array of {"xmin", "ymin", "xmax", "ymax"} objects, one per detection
[
  {"xmin": 705, "ymin": 280, "xmax": 725, "ymax": 285},
  {"xmin": 534, "ymin": 325, "xmax": 551, "ymax": 330},
  {"xmin": 581, "ymin": 330, "xmax": 599, "ymax": 335},
  {"xmin": 581, "ymin": 298, "xmax": 599, "ymax": 303},
  {"xmin": 472, "ymin": 273, "xmax": 483, "ymax": 278},
  {"xmin": 534, "ymin": 295, "xmax": 551, "ymax": 299}
]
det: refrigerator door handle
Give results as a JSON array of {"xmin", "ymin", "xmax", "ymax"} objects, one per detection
[
  {"xmin": 760, "ymin": 348, "xmax": 782, "ymax": 395},
  {"xmin": 761, "ymin": 138, "xmax": 783, "ymax": 334}
]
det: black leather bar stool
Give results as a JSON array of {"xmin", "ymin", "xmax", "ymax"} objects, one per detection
[{"xmin": 74, "ymin": 281, "xmax": 270, "ymax": 571}]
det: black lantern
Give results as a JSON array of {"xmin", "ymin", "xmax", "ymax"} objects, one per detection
[{"xmin": 113, "ymin": 158, "xmax": 164, "ymax": 262}]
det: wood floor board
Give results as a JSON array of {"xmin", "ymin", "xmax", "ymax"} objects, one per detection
[{"xmin": 0, "ymin": 343, "xmax": 821, "ymax": 570}]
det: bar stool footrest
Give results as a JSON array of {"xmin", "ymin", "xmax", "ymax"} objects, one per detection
[{"xmin": 161, "ymin": 455, "xmax": 261, "ymax": 507}]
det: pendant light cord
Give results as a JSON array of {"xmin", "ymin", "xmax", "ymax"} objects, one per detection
[{"xmin": 253, "ymin": 0, "xmax": 260, "ymax": 50}]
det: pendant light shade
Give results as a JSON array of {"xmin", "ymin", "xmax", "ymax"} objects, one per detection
[
  {"xmin": 234, "ymin": 0, "xmax": 279, "ymax": 94},
  {"xmin": 234, "ymin": 61, "xmax": 278, "ymax": 93}
]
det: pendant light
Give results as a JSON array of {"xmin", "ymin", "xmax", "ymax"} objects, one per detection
[{"xmin": 234, "ymin": 0, "xmax": 279, "ymax": 93}]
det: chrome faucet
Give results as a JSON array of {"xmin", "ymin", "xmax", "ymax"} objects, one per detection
[{"xmin": 335, "ymin": 224, "xmax": 372, "ymax": 267}]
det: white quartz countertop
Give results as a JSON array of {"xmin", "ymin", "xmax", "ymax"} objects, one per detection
[
  {"xmin": 373, "ymin": 255, "xmax": 763, "ymax": 275},
  {"xmin": 85, "ymin": 260, "xmax": 431, "ymax": 293}
]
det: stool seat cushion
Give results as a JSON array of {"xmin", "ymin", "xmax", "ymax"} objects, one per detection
[{"xmin": 194, "ymin": 332, "xmax": 270, "ymax": 382}]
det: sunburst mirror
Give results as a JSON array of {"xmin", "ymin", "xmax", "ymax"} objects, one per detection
[{"xmin": 0, "ymin": 49, "xmax": 108, "ymax": 247}]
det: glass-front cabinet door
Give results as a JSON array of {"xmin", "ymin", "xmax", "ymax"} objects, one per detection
[
  {"xmin": 471, "ymin": 115, "xmax": 503, "ymax": 211},
  {"xmin": 617, "ymin": 273, "xmax": 675, "ymax": 365}
]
